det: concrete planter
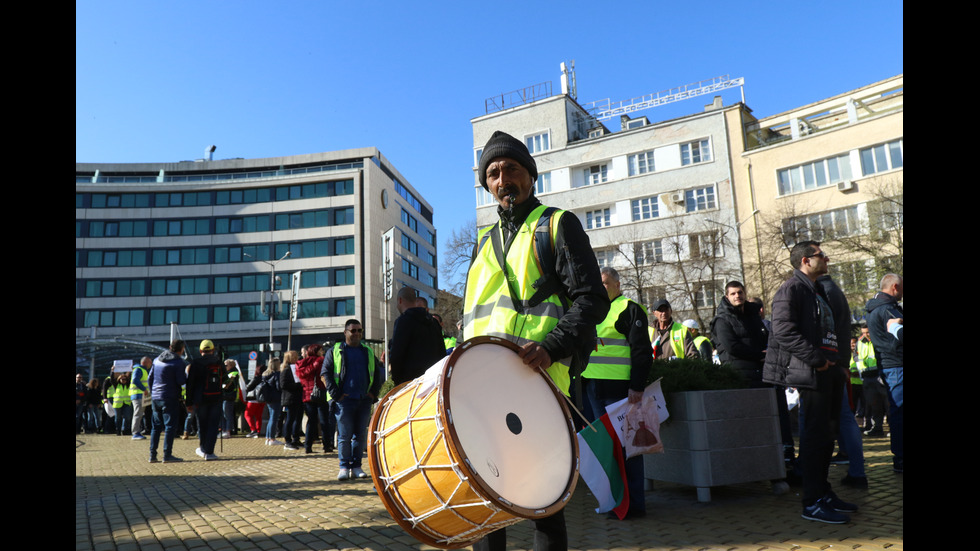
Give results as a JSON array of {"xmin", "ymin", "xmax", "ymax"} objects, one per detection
[{"xmin": 643, "ymin": 387, "xmax": 785, "ymax": 502}]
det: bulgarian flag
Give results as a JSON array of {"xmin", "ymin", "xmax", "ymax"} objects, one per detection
[{"xmin": 576, "ymin": 413, "xmax": 630, "ymax": 519}]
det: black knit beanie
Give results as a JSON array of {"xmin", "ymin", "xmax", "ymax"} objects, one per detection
[{"xmin": 478, "ymin": 130, "xmax": 538, "ymax": 191}]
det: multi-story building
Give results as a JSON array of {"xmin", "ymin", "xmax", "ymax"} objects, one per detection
[
  {"xmin": 75, "ymin": 148, "xmax": 437, "ymax": 368},
  {"xmin": 470, "ymin": 84, "xmax": 745, "ymax": 328},
  {"xmin": 726, "ymin": 75, "xmax": 903, "ymax": 315}
]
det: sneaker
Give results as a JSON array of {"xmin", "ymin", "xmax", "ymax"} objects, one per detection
[
  {"xmin": 181, "ymin": 432, "xmax": 190, "ymax": 440},
  {"xmin": 132, "ymin": 434, "xmax": 146, "ymax": 440},
  {"xmin": 351, "ymin": 467, "xmax": 367, "ymax": 479},
  {"xmin": 338, "ymin": 468, "xmax": 351, "ymax": 480},
  {"xmin": 830, "ymin": 453, "xmax": 849, "ymax": 465},
  {"xmin": 249, "ymin": 432, "xmax": 259, "ymax": 438},
  {"xmin": 195, "ymin": 447, "xmax": 205, "ymax": 458},
  {"xmin": 863, "ymin": 429, "xmax": 884, "ymax": 437},
  {"xmin": 823, "ymin": 491, "xmax": 858, "ymax": 513},
  {"xmin": 267, "ymin": 439, "xmax": 284, "ymax": 446},
  {"xmin": 802, "ymin": 499, "xmax": 850, "ymax": 524},
  {"xmin": 841, "ymin": 474, "xmax": 869, "ymax": 489},
  {"xmin": 284, "ymin": 443, "xmax": 299, "ymax": 451},
  {"xmin": 204, "ymin": 453, "xmax": 218, "ymax": 461},
  {"xmin": 221, "ymin": 431, "xmax": 232, "ymax": 439},
  {"xmin": 163, "ymin": 455, "xmax": 183, "ymax": 463},
  {"xmin": 149, "ymin": 457, "xmax": 159, "ymax": 463},
  {"xmin": 893, "ymin": 457, "xmax": 904, "ymax": 473}
]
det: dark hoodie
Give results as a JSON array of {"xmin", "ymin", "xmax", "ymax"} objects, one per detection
[
  {"xmin": 710, "ymin": 296, "xmax": 768, "ymax": 385},
  {"xmin": 149, "ymin": 349, "xmax": 187, "ymax": 401},
  {"xmin": 389, "ymin": 306, "xmax": 446, "ymax": 385},
  {"xmin": 865, "ymin": 291, "xmax": 903, "ymax": 369}
]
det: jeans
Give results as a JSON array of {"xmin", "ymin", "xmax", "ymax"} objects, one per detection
[
  {"xmin": 196, "ymin": 401, "xmax": 222, "ymax": 455},
  {"xmin": 114, "ymin": 404, "xmax": 133, "ymax": 435},
  {"xmin": 184, "ymin": 409, "xmax": 197, "ymax": 435},
  {"xmin": 304, "ymin": 400, "xmax": 334, "ymax": 452},
  {"xmin": 584, "ymin": 379, "xmax": 645, "ymax": 514},
  {"xmin": 882, "ymin": 367, "xmax": 903, "ymax": 463},
  {"xmin": 283, "ymin": 403, "xmax": 304, "ymax": 445},
  {"xmin": 335, "ymin": 396, "xmax": 372, "ymax": 469},
  {"xmin": 797, "ymin": 367, "xmax": 843, "ymax": 505},
  {"xmin": 265, "ymin": 402, "xmax": 281, "ymax": 440},
  {"xmin": 836, "ymin": 384, "xmax": 865, "ymax": 478},
  {"xmin": 222, "ymin": 400, "xmax": 236, "ymax": 433},
  {"xmin": 150, "ymin": 398, "xmax": 179, "ymax": 459}
]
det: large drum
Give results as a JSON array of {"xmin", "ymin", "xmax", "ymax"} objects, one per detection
[{"xmin": 368, "ymin": 336, "xmax": 578, "ymax": 549}]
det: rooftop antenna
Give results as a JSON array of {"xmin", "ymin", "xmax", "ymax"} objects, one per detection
[{"xmin": 560, "ymin": 60, "xmax": 577, "ymax": 100}]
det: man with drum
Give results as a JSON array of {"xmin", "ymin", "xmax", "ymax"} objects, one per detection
[
  {"xmin": 464, "ymin": 130, "xmax": 609, "ymax": 550},
  {"xmin": 583, "ymin": 266, "xmax": 652, "ymax": 519}
]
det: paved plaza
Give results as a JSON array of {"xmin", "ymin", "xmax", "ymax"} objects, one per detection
[{"xmin": 76, "ymin": 430, "xmax": 902, "ymax": 551}]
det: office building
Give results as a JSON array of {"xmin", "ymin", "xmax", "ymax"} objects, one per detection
[{"xmin": 75, "ymin": 148, "xmax": 437, "ymax": 367}]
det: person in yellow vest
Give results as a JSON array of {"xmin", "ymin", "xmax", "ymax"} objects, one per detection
[
  {"xmin": 682, "ymin": 319, "xmax": 716, "ymax": 363},
  {"xmin": 649, "ymin": 299, "xmax": 698, "ymax": 360},
  {"xmin": 321, "ymin": 318, "xmax": 383, "ymax": 480},
  {"xmin": 431, "ymin": 313, "xmax": 457, "ymax": 355},
  {"xmin": 584, "ymin": 266, "xmax": 652, "ymax": 519},
  {"xmin": 856, "ymin": 326, "xmax": 887, "ymax": 437},
  {"xmin": 464, "ymin": 130, "xmax": 609, "ymax": 551},
  {"xmin": 112, "ymin": 370, "xmax": 133, "ymax": 436},
  {"xmin": 848, "ymin": 337, "xmax": 865, "ymax": 427},
  {"xmin": 130, "ymin": 357, "xmax": 152, "ymax": 440}
]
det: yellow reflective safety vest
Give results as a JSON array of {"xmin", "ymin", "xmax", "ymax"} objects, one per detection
[
  {"xmin": 111, "ymin": 383, "xmax": 132, "ymax": 408},
  {"xmin": 584, "ymin": 295, "xmax": 643, "ymax": 380},
  {"xmin": 849, "ymin": 353, "xmax": 864, "ymax": 385},
  {"xmin": 463, "ymin": 204, "xmax": 572, "ymax": 394},
  {"xmin": 331, "ymin": 342, "xmax": 376, "ymax": 390},
  {"xmin": 649, "ymin": 321, "xmax": 690, "ymax": 359},
  {"xmin": 129, "ymin": 365, "xmax": 147, "ymax": 397},
  {"xmin": 857, "ymin": 340, "xmax": 877, "ymax": 370}
]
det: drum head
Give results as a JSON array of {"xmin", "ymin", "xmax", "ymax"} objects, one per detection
[{"xmin": 443, "ymin": 338, "xmax": 575, "ymax": 512}]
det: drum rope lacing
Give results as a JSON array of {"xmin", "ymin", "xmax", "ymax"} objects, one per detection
[{"xmin": 373, "ymin": 376, "xmax": 518, "ymax": 544}]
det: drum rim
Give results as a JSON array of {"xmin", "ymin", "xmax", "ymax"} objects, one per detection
[{"xmin": 441, "ymin": 336, "xmax": 579, "ymax": 519}]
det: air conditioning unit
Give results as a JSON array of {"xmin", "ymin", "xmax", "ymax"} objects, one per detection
[
  {"xmin": 837, "ymin": 180, "xmax": 855, "ymax": 192},
  {"xmin": 669, "ymin": 192, "xmax": 685, "ymax": 204}
]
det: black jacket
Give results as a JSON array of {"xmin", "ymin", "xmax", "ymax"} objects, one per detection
[
  {"xmin": 389, "ymin": 306, "xmax": 446, "ymax": 385},
  {"xmin": 470, "ymin": 196, "xmax": 609, "ymax": 371},
  {"xmin": 710, "ymin": 297, "xmax": 768, "ymax": 385},
  {"xmin": 279, "ymin": 366, "xmax": 303, "ymax": 407},
  {"xmin": 865, "ymin": 291, "xmax": 903, "ymax": 369},
  {"xmin": 762, "ymin": 270, "xmax": 836, "ymax": 389}
]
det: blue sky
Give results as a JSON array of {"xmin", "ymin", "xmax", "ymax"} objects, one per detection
[{"xmin": 76, "ymin": 0, "xmax": 903, "ymax": 286}]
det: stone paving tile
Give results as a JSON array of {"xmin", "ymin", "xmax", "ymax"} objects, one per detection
[{"xmin": 77, "ymin": 429, "xmax": 902, "ymax": 551}]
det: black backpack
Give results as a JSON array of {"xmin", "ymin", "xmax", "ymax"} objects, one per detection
[{"xmin": 202, "ymin": 361, "xmax": 223, "ymax": 399}]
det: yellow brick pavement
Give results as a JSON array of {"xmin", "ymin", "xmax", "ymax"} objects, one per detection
[{"xmin": 76, "ymin": 431, "xmax": 902, "ymax": 551}]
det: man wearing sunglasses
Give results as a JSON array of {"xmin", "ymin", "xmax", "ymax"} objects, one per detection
[
  {"xmin": 763, "ymin": 241, "xmax": 857, "ymax": 524},
  {"xmin": 322, "ymin": 319, "xmax": 383, "ymax": 480}
]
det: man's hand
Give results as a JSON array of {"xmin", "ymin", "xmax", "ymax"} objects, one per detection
[
  {"xmin": 517, "ymin": 342, "xmax": 552, "ymax": 370},
  {"xmin": 816, "ymin": 360, "xmax": 835, "ymax": 372},
  {"xmin": 627, "ymin": 389, "xmax": 643, "ymax": 404},
  {"xmin": 887, "ymin": 317, "xmax": 903, "ymax": 330}
]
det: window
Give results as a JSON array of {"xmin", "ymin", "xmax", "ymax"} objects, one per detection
[
  {"xmin": 401, "ymin": 233, "xmax": 419, "ymax": 256},
  {"xmin": 584, "ymin": 164, "xmax": 608, "ymax": 186},
  {"xmin": 689, "ymin": 231, "xmax": 722, "ymax": 258},
  {"xmin": 474, "ymin": 148, "xmax": 483, "ymax": 168},
  {"xmin": 829, "ymin": 260, "xmax": 874, "ymax": 295},
  {"xmin": 535, "ymin": 172, "xmax": 551, "ymax": 195},
  {"xmin": 525, "ymin": 131, "xmax": 550, "ymax": 154},
  {"xmin": 685, "ymin": 186, "xmax": 717, "ymax": 212},
  {"xmin": 634, "ymin": 240, "xmax": 663, "ymax": 265},
  {"xmin": 628, "ymin": 151, "xmax": 655, "ymax": 176},
  {"xmin": 631, "ymin": 197, "xmax": 659, "ymax": 221},
  {"xmin": 585, "ymin": 208, "xmax": 610, "ymax": 230},
  {"xmin": 639, "ymin": 286, "xmax": 667, "ymax": 309},
  {"xmin": 594, "ymin": 248, "xmax": 616, "ymax": 268},
  {"xmin": 782, "ymin": 205, "xmax": 863, "ymax": 245},
  {"xmin": 692, "ymin": 281, "xmax": 722, "ymax": 309},
  {"xmin": 681, "ymin": 139, "xmax": 711, "ymax": 165},
  {"xmin": 860, "ymin": 139, "xmax": 903, "ymax": 176},
  {"xmin": 402, "ymin": 259, "xmax": 419, "ymax": 279},
  {"xmin": 777, "ymin": 154, "xmax": 853, "ymax": 195}
]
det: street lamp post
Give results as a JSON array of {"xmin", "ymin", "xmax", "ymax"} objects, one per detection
[{"xmin": 244, "ymin": 251, "xmax": 291, "ymax": 363}]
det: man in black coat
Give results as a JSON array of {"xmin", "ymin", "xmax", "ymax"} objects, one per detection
[
  {"xmin": 711, "ymin": 280, "xmax": 768, "ymax": 386},
  {"xmin": 762, "ymin": 241, "xmax": 856, "ymax": 524},
  {"xmin": 388, "ymin": 286, "xmax": 446, "ymax": 386}
]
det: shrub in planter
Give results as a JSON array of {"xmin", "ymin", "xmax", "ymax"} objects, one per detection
[{"xmin": 646, "ymin": 358, "xmax": 747, "ymax": 395}]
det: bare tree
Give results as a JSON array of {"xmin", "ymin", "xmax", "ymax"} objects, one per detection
[{"xmin": 440, "ymin": 219, "xmax": 477, "ymax": 297}]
